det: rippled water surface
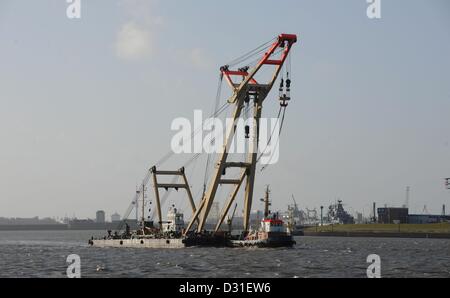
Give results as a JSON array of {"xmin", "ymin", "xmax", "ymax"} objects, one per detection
[{"xmin": 0, "ymin": 230, "xmax": 449, "ymax": 278}]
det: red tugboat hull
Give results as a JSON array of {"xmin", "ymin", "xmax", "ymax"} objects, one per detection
[{"xmin": 230, "ymin": 235, "xmax": 296, "ymax": 248}]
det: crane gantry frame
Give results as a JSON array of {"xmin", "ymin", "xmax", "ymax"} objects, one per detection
[{"xmin": 182, "ymin": 33, "xmax": 298, "ymax": 234}]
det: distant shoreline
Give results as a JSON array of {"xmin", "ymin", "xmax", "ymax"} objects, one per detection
[
  {"xmin": 303, "ymin": 231, "xmax": 450, "ymax": 239},
  {"xmin": 303, "ymin": 223, "xmax": 450, "ymax": 239}
]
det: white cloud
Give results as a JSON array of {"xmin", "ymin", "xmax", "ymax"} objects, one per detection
[
  {"xmin": 115, "ymin": 22, "xmax": 153, "ymax": 61},
  {"xmin": 152, "ymin": 16, "xmax": 165, "ymax": 26},
  {"xmin": 187, "ymin": 48, "xmax": 212, "ymax": 69},
  {"xmin": 117, "ymin": 0, "xmax": 164, "ymax": 26}
]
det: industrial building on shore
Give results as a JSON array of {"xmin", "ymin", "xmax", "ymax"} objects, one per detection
[{"xmin": 377, "ymin": 206, "xmax": 449, "ymax": 224}]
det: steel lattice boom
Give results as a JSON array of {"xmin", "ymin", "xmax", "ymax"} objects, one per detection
[{"xmin": 185, "ymin": 34, "xmax": 298, "ymax": 234}]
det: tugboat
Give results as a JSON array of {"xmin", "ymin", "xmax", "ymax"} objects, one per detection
[{"xmin": 229, "ymin": 186, "xmax": 296, "ymax": 248}]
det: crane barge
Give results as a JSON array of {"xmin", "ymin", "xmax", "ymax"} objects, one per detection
[{"xmin": 89, "ymin": 33, "xmax": 298, "ymax": 248}]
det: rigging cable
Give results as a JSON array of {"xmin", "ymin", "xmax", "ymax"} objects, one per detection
[
  {"xmin": 226, "ymin": 37, "xmax": 276, "ymax": 67},
  {"xmin": 259, "ymin": 54, "xmax": 291, "ymax": 172},
  {"xmin": 259, "ymin": 107, "xmax": 287, "ymax": 173},
  {"xmin": 244, "ymin": 47, "xmax": 286, "ymax": 71},
  {"xmin": 256, "ymin": 106, "xmax": 282, "ymax": 165},
  {"xmin": 154, "ymin": 101, "xmax": 230, "ymax": 168},
  {"xmin": 203, "ymin": 74, "xmax": 224, "ymax": 195},
  {"xmin": 256, "ymin": 59, "xmax": 286, "ymax": 164}
]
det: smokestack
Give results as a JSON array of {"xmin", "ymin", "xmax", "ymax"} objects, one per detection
[
  {"xmin": 373, "ymin": 202, "xmax": 376, "ymax": 223},
  {"xmin": 403, "ymin": 186, "xmax": 410, "ymax": 208}
]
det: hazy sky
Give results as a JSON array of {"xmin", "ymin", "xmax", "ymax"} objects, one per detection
[{"xmin": 0, "ymin": 0, "xmax": 449, "ymax": 220}]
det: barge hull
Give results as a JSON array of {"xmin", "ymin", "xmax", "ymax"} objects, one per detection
[
  {"xmin": 90, "ymin": 234, "xmax": 296, "ymax": 249},
  {"xmin": 91, "ymin": 238, "xmax": 186, "ymax": 249}
]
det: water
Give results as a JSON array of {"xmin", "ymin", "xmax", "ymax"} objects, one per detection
[{"xmin": 0, "ymin": 230, "xmax": 449, "ymax": 278}]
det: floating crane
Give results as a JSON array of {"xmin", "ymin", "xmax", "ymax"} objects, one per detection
[{"xmin": 101, "ymin": 33, "xmax": 298, "ymax": 248}]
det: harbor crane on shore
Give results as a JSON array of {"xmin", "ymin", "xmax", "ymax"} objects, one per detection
[{"xmin": 291, "ymin": 195, "xmax": 299, "ymax": 210}]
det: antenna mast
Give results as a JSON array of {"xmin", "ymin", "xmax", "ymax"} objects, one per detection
[
  {"xmin": 141, "ymin": 184, "xmax": 146, "ymax": 229},
  {"xmin": 262, "ymin": 185, "xmax": 271, "ymax": 218},
  {"xmin": 404, "ymin": 186, "xmax": 410, "ymax": 208}
]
